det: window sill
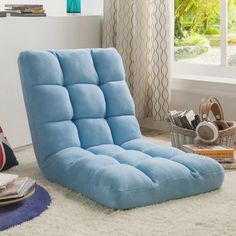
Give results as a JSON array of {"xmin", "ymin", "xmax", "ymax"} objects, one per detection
[
  {"xmin": 171, "ymin": 73, "xmax": 236, "ymax": 97},
  {"xmin": 172, "ymin": 73, "xmax": 236, "ymax": 85}
]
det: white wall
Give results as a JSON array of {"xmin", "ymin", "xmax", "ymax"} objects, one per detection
[
  {"xmin": 139, "ymin": 74, "xmax": 236, "ymax": 131},
  {"xmin": 0, "ymin": 16, "xmax": 102, "ymax": 148},
  {"xmin": 171, "ymin": 77, "xmax": 236, "ymax": 122},
  {"xmin": 81, "ymin": 0, "xmax": 103, "ymax": 15}
]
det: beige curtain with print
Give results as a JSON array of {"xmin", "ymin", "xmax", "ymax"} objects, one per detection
[{"xmin": 103, "ymin": 0, "xmax": 171, "ymax": 121}]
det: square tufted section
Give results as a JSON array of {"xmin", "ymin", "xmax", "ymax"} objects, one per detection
[
  {"xmin": 101, "ymin": 81, "xmax": 135, "ymax": 117},
  {"xmin": 31, "ymin": 85, "xmax": 73, "ymax": 123},
  {"xmin": 107, "ymin": 116, "xmax": 142, "ymax": 145},
  {"xmin": 67, "ymin": 84, "xmax": 106, "ymax": 119},
  {"xmin": 74, "ymin": 118, "xmax": 113, "ymax": 149},
  {"xmin": 92, "ymin": 48, "xmax": 125, "ymax": 85},
  {"xmin": 55, "ymin": 50, "xmax": 99, "ymax": 86},
  {"xmin": 19, "ymin": 48, "xmax": 224, "ymax": 209}
]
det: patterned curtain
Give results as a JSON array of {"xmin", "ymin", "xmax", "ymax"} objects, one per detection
[{"xmin": 102, "ymin": 0, "xmax": 171, "ymax": 121}]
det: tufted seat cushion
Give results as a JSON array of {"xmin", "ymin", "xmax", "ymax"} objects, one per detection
[{"xmin": 18, "ymin": 48, "xmax": 224, "ymax": 209}]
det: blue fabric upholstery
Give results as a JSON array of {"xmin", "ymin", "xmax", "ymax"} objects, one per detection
[{"xmin": 18, "ymin": 48, "xmax": 224, "ymax": 209}]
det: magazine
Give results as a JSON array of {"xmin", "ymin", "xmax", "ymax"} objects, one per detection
[
  {"xmin": 0, "ymin": 177, "xmax": 35, "ymax": 200},
  {"xmin": 0, "ymin": 173, "xmax": 18, "ymax": 189}
]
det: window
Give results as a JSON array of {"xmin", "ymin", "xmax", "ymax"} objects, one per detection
[{"xmin": 174, "ymin": 0, "xmax": 236, "ymax": 72}]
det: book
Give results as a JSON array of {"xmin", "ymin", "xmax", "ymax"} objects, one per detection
[
  {"xmin": 214, "ymin": 158, "xmax": 234, "ymax": 163},
  {"xmin": 0, "ymin": 177, "xmax": 28, "ymax": 197},
  {"xmin": 179, "ymin": 112, "xmax": 193, "ymax": 129},
  {"xmin": 5, "ymin": 4, "xmax": 46, "ymax": 17},
  {"xmin": 173, "ymin": 113, "xmax": 184, "ymax": 128},
  {"xmin": 185, "ymin": 110, "xmax": 196, "ymax": 129},
  {"xmin": 0, "ymin": 11, "xmax": 7, "ymax": 17},
  {"xmin": 5, "ymin": 4, "xmax": 44, "ymax": 11},
  {"xmin": 7, "ymin": 9, "xmax": 45, "ymax": 14},
  {"xmin": 168, "ymin": 109, "xmax": 200, "ymax": 130},
  {"xmin": 191, "ymin": 115, "xmax": 201, "ymax": 130},
  {"xmin": 0, "ymin": 173, "xmax": 18, "ymax": 189},
  {"xmin": 221, "ymin": 159, "xmax": 236, "ymax": 169},
  {"xmin": 0, "ymin": 178, "xmax": 36, "ymax": 200},
  {"xmin": 168, "ymin": 110, "xmax": 177, "ymax": 125},
  {"xmin": 5, "ymin": 4, "xmax": 44, "ymax": 8},
  {"xmin": 182, "ymin": 144, "xmax": 234, "ymax": 159},
  {"xmin": 10, "ymin": 12, "xmax": 46, "ymax": 17},
  {"xmin": 168, "ymin": 110, "xmax": 183, "ymax": 127}
]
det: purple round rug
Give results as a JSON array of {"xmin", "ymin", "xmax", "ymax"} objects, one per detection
[{"xmin": 0, "ymin": 185, "xmax": 51, "ymax": 231}]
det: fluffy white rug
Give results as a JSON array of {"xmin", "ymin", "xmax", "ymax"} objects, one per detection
[{"xmin": 3, "ymin": 143, "xmax": 236, "ymax": 236}]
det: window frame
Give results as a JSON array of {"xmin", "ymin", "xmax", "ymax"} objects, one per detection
[{"xmin": 172, "ymin": 0, "xmax": 236, "ymax": 79}]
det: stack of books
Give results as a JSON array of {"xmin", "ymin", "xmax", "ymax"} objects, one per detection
[
  {"xmin": 0, "ymin": 11, "xmax": 6, "ymax": 17},
  {"xmin": 168, "ymin": 110, "xmax": 201, "ymax": 130},
  {"xmin": 0, "ymin": 173, "xmax": 36, "ymax": 203},
  {"xmin": 182, "ymin": 144, "xmax": 236, "ymax": 169},
  {"xmin": 5, "ymin": 4, "xmax": 46, "ymax": 17}
]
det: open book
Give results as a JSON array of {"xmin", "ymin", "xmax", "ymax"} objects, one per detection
[
  {"xmin": 0, "ymin": 176, "xmax": 36, "ymax": 200},
  {"xmin": 0, "ymin": 173, "xmax": 18, "ymax": 190}
]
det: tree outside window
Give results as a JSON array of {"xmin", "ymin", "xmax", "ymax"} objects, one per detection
[{"xmin": 174, "ymin": 0, "xmax": 236, "ymax": 66}]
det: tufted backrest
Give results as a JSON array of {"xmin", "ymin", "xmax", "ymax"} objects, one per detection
[{"xmin": 18, "ymin": 49, "xmax": 141, "ymax": 164}]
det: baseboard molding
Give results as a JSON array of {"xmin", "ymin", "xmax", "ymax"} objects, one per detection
[
  {"xmin": 14, "ymin": 143, "xmax": 33, "ymax": 153},
  {"xmin": 139, "ymin": 118, "xmax": 169, "ymax": 131}
]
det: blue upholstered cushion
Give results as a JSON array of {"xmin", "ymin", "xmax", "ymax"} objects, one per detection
[{"xmin": 18, "ymin": 48, "xmax": 224, "ymax": 209}]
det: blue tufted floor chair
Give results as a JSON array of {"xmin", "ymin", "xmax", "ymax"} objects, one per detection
[{"xmin": 18, "ymin": 48, "xmax": 224, "ymax": 209}]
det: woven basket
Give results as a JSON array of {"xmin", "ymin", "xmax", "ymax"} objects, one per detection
[{"xmin": 169, "ymin": 121, "xmax": 236, "ymax": 150}]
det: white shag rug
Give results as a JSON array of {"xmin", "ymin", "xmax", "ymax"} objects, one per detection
[{"xmin": 3, "ymin": 144, "xmax": 236, "ymax": 236}]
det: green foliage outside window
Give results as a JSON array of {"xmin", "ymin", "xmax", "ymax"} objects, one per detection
[{"xmin": 175, "ymin": 0, "xmax": 236, "ymax": 62}]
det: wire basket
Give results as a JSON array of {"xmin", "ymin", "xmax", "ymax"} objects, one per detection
[{"xmin": 169, "ymin": 121, "xmax": 236, "ymax": 150}]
